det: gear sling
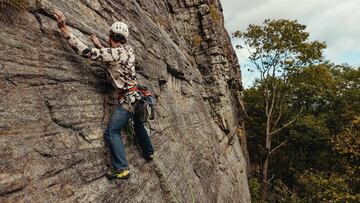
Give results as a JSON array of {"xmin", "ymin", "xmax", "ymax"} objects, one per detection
[{"xmin": 126, "ymin": 85, "xmax": 156, "ymax": 122}]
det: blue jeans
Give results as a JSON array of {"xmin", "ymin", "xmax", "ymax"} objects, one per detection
[{"xmin": 104, "ymin": 106, "xmax": 154, "ymax": 170}]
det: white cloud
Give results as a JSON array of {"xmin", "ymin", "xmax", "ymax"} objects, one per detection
[{"xmin": 221, "ymin": 0, "xmax": 360, "ymax": 66}]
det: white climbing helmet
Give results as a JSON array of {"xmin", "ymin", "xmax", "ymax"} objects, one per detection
[{"xmin": 109, "ymin": 22, "xmax": 129, "ymax": 39}]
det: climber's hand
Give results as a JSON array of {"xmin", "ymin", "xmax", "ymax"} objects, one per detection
[
  {"xmin": 91, "ymin": 35, "xmax": 104, "ymax": 49},
  {"xmin": 54, "ymin": 9, "xmax": 69, "ymax": 37},
  {"xmin": 54, "ymin": 9, "xmax": 66, "ymax": 29}
]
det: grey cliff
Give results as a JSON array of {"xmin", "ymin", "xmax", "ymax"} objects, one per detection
[{"xmin": 0, "ymin": 0, "xmax": 250, "ymax": 202}]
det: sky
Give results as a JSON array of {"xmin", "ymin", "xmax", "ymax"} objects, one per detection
[{"xmin": 220, "ymin": 0, "xmax": 360, "ymax": 87}]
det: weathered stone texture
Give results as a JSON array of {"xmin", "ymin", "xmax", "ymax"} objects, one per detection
[{"xmin": 0, "ymin": 0, "xmax": 250, "ymax": 202}]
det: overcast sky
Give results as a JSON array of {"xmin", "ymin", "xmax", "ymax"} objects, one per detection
[{"xmin": 220, "ymin": 0, "xmax": 360, "ymax": 86}]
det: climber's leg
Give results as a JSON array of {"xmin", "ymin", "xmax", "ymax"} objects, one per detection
[
  {"xmin": 104, "ymin": 106, "xmax": 131, "ymax": 171},
  {"xmin": 133, "ymin": 116, "xmax": 154, "ymax": 160}
]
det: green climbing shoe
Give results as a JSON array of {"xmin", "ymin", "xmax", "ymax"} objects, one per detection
[
  {"xmin": 145, "ymin": 154, "xmax": 154, "ymax": 161},
  {"xmin": 106, "ymin": 169, "xmax": 130, "ymax": 180}
]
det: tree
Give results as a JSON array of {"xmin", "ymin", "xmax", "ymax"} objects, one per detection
[
  {"xmin": 298, "ymin": 116, "xmax": 360, "ymax": 202},
  {"xmin": 233, "ymin": 19, "xmax": 326, "ymax": 198},
  {"xmin": 247, "ymin": 63, "xmax": 359, "ymax": 201}
]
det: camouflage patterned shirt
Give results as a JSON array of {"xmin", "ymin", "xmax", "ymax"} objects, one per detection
[{"xmin": 66, "ymin": 32, "xmax": 142, "ymax": 106}]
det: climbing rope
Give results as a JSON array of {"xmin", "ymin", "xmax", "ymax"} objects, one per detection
[{"xmin": 125, "ymin": 118, "xmax": 135, "ymax": 142}]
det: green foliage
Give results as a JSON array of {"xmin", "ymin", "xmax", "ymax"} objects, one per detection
[
  {"xmin": 298, "ymin": 170, "xmax": 357, "ymax": 202},
  {"xmin": 298, "ymin": 118, "xmax": 359, "ymax": 202},
  {"xmin": 250, "ymin": 178, "xmax": 301, "ymax": 202},
  {"xmin": 209, "ymin": 5, "xmax": 221, "ymax": 25},
  {"xmin": 245, "ymin": 63, "xmax": 360, "ymax": 201},
  {"xmin": 333, "ymin": 116, "xmax": 360, "ymax": 160},
  {"xmin": 233, "ymin": 19, "xmax": 326, "ymax": 75},
  {"xmin": 289, "ymin": 64, "xmax": 335, "ymax": 108},
  {"xmin": 272, "ymin": 180, "xmax": 300, "ymax": 202},
  {"xmin": 249, "ymin": 178, "xmax": 265, "ymax": 203}
]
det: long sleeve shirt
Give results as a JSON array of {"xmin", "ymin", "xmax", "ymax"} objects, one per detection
[
  {"xmin": 66, "ymin": 32, "xmax": 137, "ymax": 90},
  {"xmin": 66, "ymin": 32, "xmax": 141, "ymax": 105}
]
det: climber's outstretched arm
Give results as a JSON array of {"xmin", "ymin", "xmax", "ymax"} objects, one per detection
[{"xmin": 54, "ymin": 9, "xmax": 130, "ymax": 62}]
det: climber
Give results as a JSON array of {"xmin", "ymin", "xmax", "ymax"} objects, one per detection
[{"xmin": 53, "ymin": 9, "xmax": 154, "ymax": 180}]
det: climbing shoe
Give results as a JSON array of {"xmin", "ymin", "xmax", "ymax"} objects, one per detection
[
  {"xmin": 106, "ymin": 169, "xmax": 130, "ymax": 180},
  {"xmin": 145, "ymin": 154, "xmax": 154, "ymax": 161}
]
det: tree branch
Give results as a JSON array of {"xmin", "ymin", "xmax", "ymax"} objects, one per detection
[
  {"xmin": 270, "ymin": 140, "xmax": 288, "ymax": 155},
  {"xmin": 267, "ymin": 174, "xmax": 276, "ymax": 183},
  {"xmin": 269, "ymin": 106, "xmax": 303, "ymax": 136},
  {"xmin": 268, "ymin": 81, "xmax": 277, "ymax": 124},
  {"xmin": 273, "ymin": 94, "xmax": 284, "ymax": 128}
]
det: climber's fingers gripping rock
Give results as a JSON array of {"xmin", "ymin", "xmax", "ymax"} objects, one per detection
[
  {"xmin": 54, "ymin": 9, "xmax": 66, "ymax": 29},
  {"xmin": 91, "ymin": 35, "xmax": 104, "ymax": 49},
  {"xmin": 90, "ymin": 35, "xmax": 98, "ymax": 42},
  {"xmin": 54, "ymin": 9, "xmax": 69, "ymax": 38}
]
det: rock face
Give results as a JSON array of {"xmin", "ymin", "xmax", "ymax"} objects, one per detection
[{"xmin": 0, "ymin": 0, "xmax": 250, "ymax": 202}]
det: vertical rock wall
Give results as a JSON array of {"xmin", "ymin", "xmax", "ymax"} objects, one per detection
[{"xmin": 0, "ymin": 0, "xmax": 250, "ymax": 202}]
